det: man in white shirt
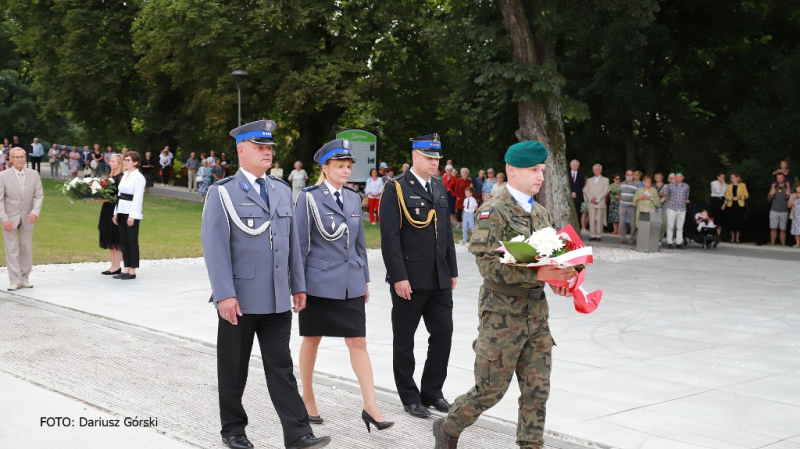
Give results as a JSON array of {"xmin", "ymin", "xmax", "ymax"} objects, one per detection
[
  {"xmin": 30, "ymin": 138, "xmax": 45, "ymax": 173},
  {"xmin": 461, "ymin": 186, "xmax": 478, "ymax": 243}
]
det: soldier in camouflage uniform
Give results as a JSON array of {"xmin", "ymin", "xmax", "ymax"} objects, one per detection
[{"xmin": 433, "ymin": 141, "xmax": 576, "ymax": 449}]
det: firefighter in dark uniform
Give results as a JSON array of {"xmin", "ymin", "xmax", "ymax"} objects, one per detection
[{"xmin": 379, "ymin": 133, "xmax": 458, "ymax": 418}]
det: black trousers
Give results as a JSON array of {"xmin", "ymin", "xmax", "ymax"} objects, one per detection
[
  {"xmin": 217, "ymin": 312, "xmax": 310, "ymax": 445},
  {"xmin": 161, "ymin": 166, "xmax": 171, "ymax": 185},
  {"xmin": 116, "ymin": 213, "xmax": 140, "ymax": 269},
  {"xmin": 30, "ymin": 156, "xmax": 42, "ymax": 172},
  {"xmin": 391, "ymin": 287, "xmax": 453, "ymax": 405}
]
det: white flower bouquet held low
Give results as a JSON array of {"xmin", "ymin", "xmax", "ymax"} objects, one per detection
[{"xmin": 498, "ymin": 225, "xmax": 603, "ymax": 314}]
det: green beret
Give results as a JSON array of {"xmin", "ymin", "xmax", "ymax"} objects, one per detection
[{"xmin": 504, "ymin": 141, "xmax": 548, "ymax": 167}]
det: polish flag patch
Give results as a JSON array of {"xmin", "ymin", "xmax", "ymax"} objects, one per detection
[{"xmin": 479, "ymin": 211, "xmax": 491, "ymax": 219}]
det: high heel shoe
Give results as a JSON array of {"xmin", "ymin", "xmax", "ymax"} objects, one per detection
[{"xmin": 362, "ymin": 409, "xmax": 393, "ymax": 433}]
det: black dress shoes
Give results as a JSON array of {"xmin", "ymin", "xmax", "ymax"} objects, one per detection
[
  {"xmin": 101, "ymin": 268, "xmax": 121, "ymax": 275},
  {"xmin": 362, "ymin": 409, "xmax": 394, "ymax": 432},
  {"xmin": 112, "ymin": 272, "xmax": 126, "ymax": 279},
  {"xmin": 308, "ymin": 414, "xmax": 324, "ymax": 425},
  {"xmin": 222, "ymin": 435, "xmax": 254, "ymax": 449},
  {"xmin": 404, "ymin": 401, "xmax": 431, "ymax": 418},
  {"xmin": 119, "ymin": 273, "xmax": 136, "ymax": 280},
  {"xmin": 422, "ymin": 398, "xmax": 452, "ymax": 413},
  {"xmin": 286, "ymin": 433, "xmax": 330, "ymax": 449}
]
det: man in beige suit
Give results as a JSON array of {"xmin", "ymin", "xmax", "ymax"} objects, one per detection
[
  {"xmin": 582, "ymin": 164, "xmax": 609, "ymax": 241},
  {"xmin": 0, "ymin": 148, "xmax": 44, "ymax": 290}
]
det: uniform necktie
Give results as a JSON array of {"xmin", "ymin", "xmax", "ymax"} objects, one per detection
[
  {"xmin": 334, "ymin": 191, "xmax": 343, "ymax": 211},
  {"xmin": 425, "ymin": 181, "xmax": 432, "ymax": 198},
  {"xmin": 528, "ymin": 196, "xmax": 534, "ymax": 206},
  {"xmin": 255, "ymin": 178, "xmax": 269, "ymax": 209},
  {"xmin": 17, "ymin": 172, "xmax": 25, "ymax": 196}
]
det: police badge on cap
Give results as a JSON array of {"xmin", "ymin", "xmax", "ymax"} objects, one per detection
[
  {"xmin": 314, "ymin": 139, "xmax": 356, "ymax": 165},
  {"xmin": 409, "ymin": 133, "xmax": 443, "ymax": 159},
  {"xmin": 230, "ymin": 120, "xmax": 278, "ymax": 145}
]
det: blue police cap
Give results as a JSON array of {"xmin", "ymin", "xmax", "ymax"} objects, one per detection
[
  {"xmin": 230, "ymin": 120, "xmax": 278, "ymax": 145},
  {"xmin": 409, "ymin": 133, "xmax": 442, "ymax": 159},
  {"xmin": 314, "ymin": 139, "xmax": 356, "ymax": 165}
]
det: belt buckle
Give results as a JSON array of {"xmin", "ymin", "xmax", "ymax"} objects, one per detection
[{"xmin": 528, "ymin": 288, "xmax": 543, "ymax": 300}]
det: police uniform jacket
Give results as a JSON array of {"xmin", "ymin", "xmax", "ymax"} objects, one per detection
[
  {"xmin": 380, "ymin": 172, "xmax": 457, "ymax": 290},
  {"xmin": 469, "ymin": 187, "xmax": 554, "ymax": 315},
  {"xmin": 294, "ymin": 184, "xmax": 370, "ymax": 299},
  {"xmin": 202, "ymin": 169, "xmax": 305, "ymax": 314}
]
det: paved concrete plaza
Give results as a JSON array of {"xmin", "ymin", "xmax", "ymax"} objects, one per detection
[{"xmin": 2, "ymin": 240, "xmax": 799, "ymax": 448}]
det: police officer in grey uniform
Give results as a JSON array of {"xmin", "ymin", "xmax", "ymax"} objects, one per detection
[
  {"xmin": 202, "ymin": 120, "xmax": 330, "ymax": 449},
  {"xmin": 294, "ymin": 139, "xmax": 393, "ymax": 432}
]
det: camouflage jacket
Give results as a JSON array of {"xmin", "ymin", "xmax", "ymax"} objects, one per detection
[{"xmin": 469, "ymin": 187, "xmax": 555, "ymax": 315}]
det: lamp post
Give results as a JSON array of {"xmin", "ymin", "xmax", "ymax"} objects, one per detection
[{"xmin": 231, "ymin": 70, "xmax": 248, "ymax": 127}]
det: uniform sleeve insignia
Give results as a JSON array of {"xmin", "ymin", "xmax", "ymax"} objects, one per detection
[
  {"xmin": 213, "ymin": 176, "xmax": 235, "ymax": 186},
  {"xmin": 480, "ymin": 211, "xmax": 491, "ymax": 219}
]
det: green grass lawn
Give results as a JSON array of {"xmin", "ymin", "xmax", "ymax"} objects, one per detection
[
  {"xmin": 0, "ymin": 178, "xmax": 463, "ymax": 266},
  {"xmin": 0, "ymin": 179, "xmax": 205, "ymax": 266}
]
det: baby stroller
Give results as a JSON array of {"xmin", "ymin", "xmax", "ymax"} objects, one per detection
[{"xmin": 683, "ymin": 202, "xmax": 719, "ymax": 249}]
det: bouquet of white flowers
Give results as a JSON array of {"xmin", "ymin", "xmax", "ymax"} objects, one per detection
[
  {"xmin": 499, "ymin": 225, "xmax": 602, "ymax": 314},
  {"xmin": 61, "ymin": 177, "xmax": 117, "ymax": 204}
]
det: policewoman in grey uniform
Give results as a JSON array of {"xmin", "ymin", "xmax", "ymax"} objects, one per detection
[
  {"xmin": 294, "ymin": 139, "xmax": 393, "ymax": 434},
  {"xmin": 201, "ymin": 120, "xmax": 330, "ymax": 449}
]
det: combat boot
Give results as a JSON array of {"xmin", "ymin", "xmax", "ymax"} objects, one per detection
[{"xmin": 432, "ymin": 417, "xmax": 459, "ymax": 449}]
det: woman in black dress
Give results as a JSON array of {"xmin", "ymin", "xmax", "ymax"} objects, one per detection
[
  {"xmin": 294, "ymin": 139, "xmax": 392, "ymax": 432},
  {"xmin": 98, "ymin": 154, "xmax": 123, "ymax": 274}
]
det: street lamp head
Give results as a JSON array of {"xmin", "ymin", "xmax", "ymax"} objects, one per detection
[{"xmin": 231, "ymin": 70, "xmax": 248, "ymax": 78}]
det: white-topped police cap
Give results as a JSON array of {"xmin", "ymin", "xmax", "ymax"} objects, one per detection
[
  {"xmin": 313, "ymin": 138, "xmax": 356, "ymax": 165},
  {"xmin": 230, "ymin": 119, "xmax": 278, "ymax": 145},
  {"xmin": 409, "ymin": 133, "xmax": 443, "ymax": 158}
]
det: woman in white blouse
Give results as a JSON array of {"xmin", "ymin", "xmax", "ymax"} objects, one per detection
[
  {"xmin": 112, "ymin": 151, "xmax": 146, "ymax": 280},
  {"xmin": 159, "ymin": 149, "xmax": 171, "ymax": 186},
  {"xmin": 710, "ymin": 172, "xmax": 726, "ymax": 236},
  {"xmin": 364, "ymin": 168, "xmax": 383, "ymax": 225}
]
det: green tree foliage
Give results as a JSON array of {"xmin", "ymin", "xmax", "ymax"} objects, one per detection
[{"xmin": 0, "ymin": 19, "xmax": 38, "ymax": 141}]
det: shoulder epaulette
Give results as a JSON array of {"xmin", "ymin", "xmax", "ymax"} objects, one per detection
[
  {"xmin": 214, "ymin": 176, "xmax": 235, "ymax": 186},
  {"xmin": 343, "ymin": 185, "xmax": 357, "ymax": 193},
  {"xmin": 302, "ymin": 185, "xmax": 319, "ymax": 192},
  {"xmin": 269, "ymin": 175, "xmax": 290, "ymax": 188}
]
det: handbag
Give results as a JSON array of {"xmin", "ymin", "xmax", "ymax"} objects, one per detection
[
  {"xmin": 361, "ymin": 195, "xmax": 369, "ymax": 208},
  {"xmin": 90, "ymin": 160, "xmax": 98, "ymax": 169}
]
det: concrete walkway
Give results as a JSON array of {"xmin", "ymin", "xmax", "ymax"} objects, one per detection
[{"xmin": 3, "ymin": 241, "xmax": 800, "ymax": 449}]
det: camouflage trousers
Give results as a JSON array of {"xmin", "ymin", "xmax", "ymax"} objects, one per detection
[{"xmin": 443, "ymin": 309, "xmax": 553, "ymax": 448}]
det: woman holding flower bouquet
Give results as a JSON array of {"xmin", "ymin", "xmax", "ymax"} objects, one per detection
[
  {"xmin": 112, "ymin": 151, "xmax": 146, "ymax": 280},
  {"xmin": 98, "ymin": 154, "xmax": 123, "ymax": 275}
]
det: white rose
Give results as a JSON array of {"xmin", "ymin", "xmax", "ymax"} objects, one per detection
[{"xmin": 526, "ymin": 227, "xmax": 564, "ymax": 258}]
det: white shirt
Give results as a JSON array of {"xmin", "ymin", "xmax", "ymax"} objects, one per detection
[
  {"xmin": 710, "ymin": 180, "xmax": 726, "ymax": 198},
  {"xmin": 505, "ymin": 184, "xmax": 534, "ymax": 213},
  {"xmin": 114, "ymin": 169, "xmax": 146, "ymax": 220},
  {"xmin": 31, "ymin": 143, "xmax": 44, "ymax": 157},
  {"xmin": 594, "ymin": 175, "xmax": 601, "ymax": 184},
  {"xmin": 463, "ymin": 196, "xmax": 478, "ymax": 213},
  {"xmin": 364, "ymin": 177, "xmax": 384, "ymax": 198},
  {"xmin": 409, "ymin": 167, "xmax": 432, "ymax": 193},
  {"xmin": 240, "ymin": 168, "xmax": 268, "ymax": 198},
  {"xmin": 571, "ymin": 171, "xmax": 577, "ymax": 181},
  {"xmin": 324, "ymin": 180, "xmax": 344, "ymax": 207}
]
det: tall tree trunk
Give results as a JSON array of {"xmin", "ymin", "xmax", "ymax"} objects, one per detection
[
  {"xmin": 645, "ymin": 141, "xmax": 656, "ymax": 176},
  {"xmin": 499, "ymin": 0, "xmax": 576, "ymax": 229}
]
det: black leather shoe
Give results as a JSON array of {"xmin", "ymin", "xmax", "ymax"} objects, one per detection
[
  {"xmin": 308, "ymin": 415, "xmax": 324, "ymax": 425},
  {"xmin": 222, "ymin": 435, "xmax": 254, "ymax": 449},
  {"xmin": 422, "ymin": 398, "xmax": 451, "ymax": 413},
  {"xmin": 119, "ymin": 273, "xmax": 137, "ymax": 280},
  {"xmin": 102, "ymin": 268, "xmax": 121, "ymax": 275},
  {"xmin": 112, "ymin": 272, "xmax": 126, "ymax": 279},
  {"xmin": 404, "ymin": 402, "xmax": 431, "ymax": 418},
  {"xmin": 286, "ymin": 433, "xmax": 330, "ymax": 449}
]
